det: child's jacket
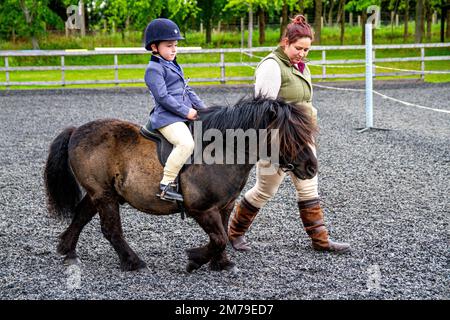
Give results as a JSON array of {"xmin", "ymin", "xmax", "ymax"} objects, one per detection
[{"xmin": 145, "ymin": 55, "xmax": 206, "ymax": 129}]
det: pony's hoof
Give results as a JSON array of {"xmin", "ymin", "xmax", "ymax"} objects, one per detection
[
  {"xmin": 64, "ymin": 256, "xmax": 81, "ymax": 266},
  {"xmin": 136, "ymin": 266, "xmax": 151, "ymax": 274},
  {"xmin": 226, "ymin": 265, "xmax": 239, "ymax": 274},
  {"xmin": 222, "ymin": 261, "xmax": 238, "ymax": 274},
  {"xmin": 121, "ymin": 259, "xmax": 147, "ymax": 272},
  {"xmin": 186, "ymin": 260, "xmax": 201, "ymax": 273},
  {"xmin": 209, "ymin": 260, "xmax": 221, "ymax": 271},
  {"xmin": 209, "ymin": 260, "xmax": 237, "ymax": 272}
]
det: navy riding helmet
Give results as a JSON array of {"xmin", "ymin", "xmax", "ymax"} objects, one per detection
[{"xmin": 144, "ymin": 18, "xmax": 184, "ymax": 51}]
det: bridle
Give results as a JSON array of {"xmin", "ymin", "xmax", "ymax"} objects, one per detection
[{"xmin": 280, "ymin": 163, "xmax": 295, "ymax": 172}]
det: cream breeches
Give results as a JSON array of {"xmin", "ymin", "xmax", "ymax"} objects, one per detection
[
  {"xmin": 158, "ymin": 122, "xmax": 194, "ymax": 184},
  {"xmin": 244, "ymin": 145, "xmax": 319, "ymax": 208}
]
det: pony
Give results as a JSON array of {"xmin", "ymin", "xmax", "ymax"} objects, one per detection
[{"xmin": 44, "ymin": 97, "xmax": 317, "ymax": 272}]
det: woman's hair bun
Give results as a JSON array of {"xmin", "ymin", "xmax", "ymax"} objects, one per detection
[
  {"xmin": 292, "ymin": 15, "xmax": 306, "ymax": 25},
  {"xmin": 282, "ymin": 13, "xmax": 314, "ymax": 43}
]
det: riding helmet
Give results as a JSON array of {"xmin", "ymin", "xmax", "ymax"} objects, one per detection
[{"xmin": 144, "ymin": 18, "xmax": 184, "ymax": 51}]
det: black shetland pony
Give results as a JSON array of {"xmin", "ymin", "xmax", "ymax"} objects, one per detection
[{"xmin": 44, "ymin": 97, "xmax": 317, "ymax": 273}]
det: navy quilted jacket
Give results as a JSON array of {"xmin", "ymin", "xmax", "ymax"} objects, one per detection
[{"xmin": 144, "ymin": 55, "xmax": 206, "ymax": 129}]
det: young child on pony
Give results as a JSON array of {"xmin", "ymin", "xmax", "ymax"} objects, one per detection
[{"xmin": 144, "ymin": 18, "xmax": 207, "ymax": 202}]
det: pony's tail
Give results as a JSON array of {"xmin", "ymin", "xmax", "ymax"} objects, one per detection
[{"xmin": 44, "ymin": 127, "xmax": 81, "ymax": 220}]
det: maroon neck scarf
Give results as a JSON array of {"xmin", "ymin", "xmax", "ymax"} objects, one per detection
[{"xmin": 296, "ymin": 62, "xmax": 305, "ymax": 73}]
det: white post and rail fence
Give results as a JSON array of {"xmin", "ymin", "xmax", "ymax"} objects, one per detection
[{"xmin": 0, "ymin": 43, "xmax": 448, "ymax": 88}]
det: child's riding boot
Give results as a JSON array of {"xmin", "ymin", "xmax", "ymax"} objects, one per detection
[
  {"xmin": 160, "ymin": 182, "xmax": 183, "ymax": 202},
  {"xmin": 298, "ymin": 198, "xmax": 350, "ymax": 253}
]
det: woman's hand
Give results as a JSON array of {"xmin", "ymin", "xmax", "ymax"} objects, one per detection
[{"xmin": 186, "ymin": 108, "xmax": 198, "ymax": 120}]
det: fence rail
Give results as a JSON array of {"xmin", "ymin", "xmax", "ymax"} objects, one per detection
[{"xmin": 0, "ymin": 43, "xmax": 449, "ymax": 87}]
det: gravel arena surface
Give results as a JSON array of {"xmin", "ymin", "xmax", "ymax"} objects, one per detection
[{"xmin": 0, "ymin": 81, "xmax": 448, "ymax": 300}]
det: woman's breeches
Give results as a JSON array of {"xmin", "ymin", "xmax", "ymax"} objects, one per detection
[{"xmin": 244, "ymin": 145, "xmax": 319, "ymax": 208}]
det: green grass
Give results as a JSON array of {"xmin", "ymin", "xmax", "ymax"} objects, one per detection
[{"xmin": 0, "ymin": 22, "xmax": 449, "ymax": 89}]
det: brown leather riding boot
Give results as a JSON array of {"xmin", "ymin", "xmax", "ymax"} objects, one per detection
[
  {"xmin": 298, "ymin": 199, "xmax": 350, "ymax": 253},
  {"xmin": 228, "ymin": 197, "xmax": 260, "ymax": 251}
]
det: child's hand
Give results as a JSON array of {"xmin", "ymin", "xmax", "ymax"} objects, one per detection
[{"xmin": 187, "ymin": 108, "xmax": 198, "ymax": 120}]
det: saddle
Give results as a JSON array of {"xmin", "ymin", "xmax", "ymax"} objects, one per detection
[{"xmin": 139, "ymin": 119, "xmax": 174, "ymax": 167}]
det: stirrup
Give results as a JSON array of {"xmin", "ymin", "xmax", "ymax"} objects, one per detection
[
  {"xmin": 160, "ymin": 182, "xmax": 175, "ymax": 198},
  {"xmin": 157, "ymin": 182, "xmax": 183, "ymax": 202}
]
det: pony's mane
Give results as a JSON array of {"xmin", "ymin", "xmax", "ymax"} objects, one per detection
[
  {"xmin": 197, "ymin": 96, "xmax": 317, "ymax": 163},
  {"xmin": 198, "ymin": 96, "xmax": 274, "ymax": 133},
  {"xmin": 267, "ymin": 99, "xmax": 317, "ymax": 162}
]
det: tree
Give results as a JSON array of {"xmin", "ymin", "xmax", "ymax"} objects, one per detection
[
  {"xmin": 257, "ymin": 6, "xmax": 266, "ymax": 44},
  {"xmin": 225, "ymin": 0, "xmax": 309, "ymax": 46},
  {"xmin": 425, "ymin": 0, "xmax": 432, "ymax": 39},
  {"xmin": 447, "ymin": 4, "xmax": 450, "ymax": 39},
  {"xmin": 336, "ymin": 0, "xmax": 345, "ymax": 24},
  {"xmin": 224, "ymin": 0, "xmax": 267, "ymax": 47},
  {"xmin": 198, "ymin": 0, "xmax": 225, "ymax": 44},
  {"xmin": 3, "ymin": 0, "xmax": 63, "ymax": 49},
  {"xmin": 388, "ymin": 0, "xmax": 401, "ymax": 42},
  {"xmin": 198, "ymin": 0, "xmax": 213, "ymax": 44},
  {"xmin": 403, "ymin": 0, "xmax": 410, "ymax": 41},
  {"xmin": 328, "ymin": 0, "xmax": 336, "ymax": 26},
  {"xmin": 98, "ymin": 0, "xmax": 165, "ymax": 41},
  {"xmin": 417, "ymin": 0, "xmax": 449, "ymax": 42},
  {"xmin": 314, "ymin": 0, "xmax": 322, "ymax": 43},
  {"xmin": 280, "ymin": 0, "xmax": 288, "ymax": 39},
  {"xmin": 133, "ymin": 0, "xmax": 165, "ymax": 31},
  {"xmin": 298, "ymin": 0, "xmax": 305, "ymax": 14},
  {"xmin": 424, "ymin": 0, "xmax": 448, "ymax": 40},
  {"xmin": 338, "ymin": 0, "xmax": 346, "ymax": 44},
  {"xmin": 277, "ymin": 0, "xmax": 303, "ymax": 38},
  {"xmin": 49, "ymin": 0, "xmax": 69, "ymax": 24},
  {"xmin": 415, "ymin": 0, "xmax": 425, "ymax": 42},
  {"xmin": 0, "ymin": 0, "xmax": 25, "ymax": 42},
  {"xmin": 296, "ymin": 0, "xmax": 313, "ymax": 15},
  {"xmin": 168, "ymin": 0, "xmax": 200, "ymax": 39},
  {"xmin": 103, "ymin": 0, "xmax": 134, "ymax": 39}
]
